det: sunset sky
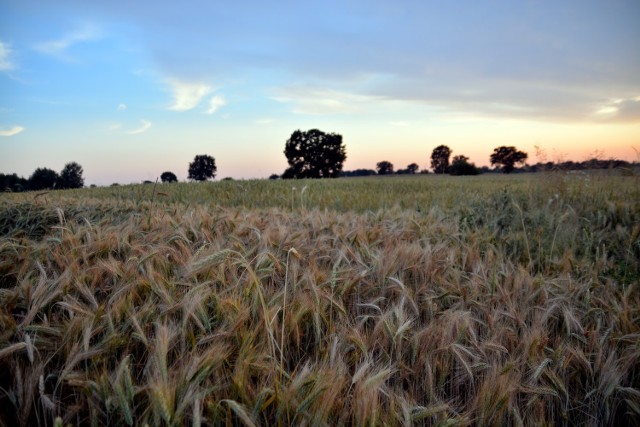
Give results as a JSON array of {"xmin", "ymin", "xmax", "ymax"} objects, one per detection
[{"xmin": 1, "ymin": 0, "xmax": 639, "ymax": 184}]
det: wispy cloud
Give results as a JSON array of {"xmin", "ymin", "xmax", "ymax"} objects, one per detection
[
  {"xmin": 0, "ymin": 126, "xmax": 25, "ymax": 137},
  {"xmin": 0, "ymin": 41, "xmax": 15, "ymax": 71},
  {"xmin": 256, "ymin": 118, "xmax": 275, "ymax": 125},
  {"xmin": 272, "ymin": 86, "xmax": 382, "ymax": 115},
  {"xmin": 594, "ymin": 96, "xmax": 640, "ymax": 122},
  {"xmin": 34, "ymin": 25, "xmax": 101, "ymax": 60},
  {"xmin": 205, "ymin": 95, "xmax": 226, "ymax": 114},
  {"xmin": 360, "ymin": 73, "xmax": 640, "ymax": 123},
  {"xmin": 167, "ymin": 80, "xmax": 212, "ymax": 111},
  {"xmin": 117, "ymin": 103, "xmax": 127, "ymax": 111},
  {"xmin": 127, "ymin": 119, "xmax": 152, "ymax": 134},
  {"xmin": 388, "ymin": 121, "xmax": 409, "ymax": 127}
]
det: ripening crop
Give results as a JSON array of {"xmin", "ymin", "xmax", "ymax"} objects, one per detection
[{"xmin": 1, "ymin": 172, "xmax": 638, "ymax": 426}]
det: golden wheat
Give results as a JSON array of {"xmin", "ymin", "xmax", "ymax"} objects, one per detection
[{"xmin": 0, "ymin": 173, "xmax": 638, "ymax": 425}]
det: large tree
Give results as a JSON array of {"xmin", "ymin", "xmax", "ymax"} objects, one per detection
[
  {"xmin": 29, "ymin": 168, "xmax": 59, "ymax": 191},
  {"xmin": 161, "ymin": 171, "xmax": 178, "ymax": 183},
  {"xmin": 431, "ymin": 145, "xmax": 452, "ymax": 174},
  {"xmin": 490, "ymin": 146, "xmax": 528, "ymax": 173},
  {"xmin": 283, "ymin": 129, "xmax": 346, "ymax": 179},
  {"xmin": 376, "ymin": 161, "xmax": 394, "ymax": 175},
  {"xmin": 188, "ymin": 155, "xmax": 217, "ymax": 181},
  {"xmin": 57, "ymin": 162, "xmax": 84, "ymax": 189}
]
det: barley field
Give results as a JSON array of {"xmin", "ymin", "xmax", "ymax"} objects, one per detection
[{"xmin": 1, "ymin": 172, "xmax": 639, "ymax": 426}]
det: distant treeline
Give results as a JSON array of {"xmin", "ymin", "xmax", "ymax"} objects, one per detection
[
  {"xmin": 524, "ymin": 158, "xmax": 637, "ymax": 172},
  {"xmin": 340, "ymin": 158, "xmax": 638, "ymax": 177},
  {"xmin": 2, "ymin": 157, "xmax": 638, "ymax": 192},
  {"xmin": 1, "ymin": 162, "xmax": 84, "ymax": 192}
]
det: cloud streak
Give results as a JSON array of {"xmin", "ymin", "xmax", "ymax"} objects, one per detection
[
  {"xmin": 127, "ymin": 119, "xmax": 152, "ymax": 134},
  {"xmin": 594, "ymin": 96, "xmax": 640, "ymax": 122},
  {"xmin": 0, "ymin": 126, "xmax": 25, "ymax": 137},
  {"xmin": 272, "ymin": 86, "xmax": 383, "ymax": 115},
  {"xmin": 34, "ymin": 25, "xmax": 101, "ymax": 60}
]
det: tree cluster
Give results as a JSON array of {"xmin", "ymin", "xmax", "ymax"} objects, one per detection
[
  {"xmin": 449, "ymin": 155, "xmax": 480, "ymax": 176},
  {"xmin": 1, "ymin": 162, "xmax": 84, "ymax": 192},
  {"xmin": 524, "ymin": 158, "xmax": 636, "ymax": 173},
  {"xmin": 429, "ymin": 145, "xmax": 480, "ymax": 175}
]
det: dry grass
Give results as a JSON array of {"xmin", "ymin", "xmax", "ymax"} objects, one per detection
[{"xmin": 0, "ymin": 173, "xmax": 638, "ymax": 425}]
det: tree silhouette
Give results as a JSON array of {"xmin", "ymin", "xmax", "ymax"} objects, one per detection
[
  {"xmin": 283, "ymin": 129, "xmax": 346, "ymax": 179},
  {"xmin": 376, "ymin": 161, "xmax": 394, "ymax": 175},
  {"xmin": 406, "ymin": 163, "xmax": 419, "ymax": 174},
  {"xmin": 161, "ymin": 171, "xmax": 178, "ymax": 183},
  {"xmin": 490, "ymin": 146, "xmax": 528, "ymax": 173},
  {"xmin": 431, "ymin": 145, "xmax": 452, "ymax": 174},
  {"xmin": 57, "ymin": 162, "xmax": 84, "ymax": 189},
  {"xmin": 0, "ymin": 173, "xmax": 28, "ymax": 192},
  {"xmin": 341, "ymin": 169, "xmax": 377, "ymax": 177},
  {"xmin": 188, "ymin": 155, "xmax": 217, "ymax": 181},
  {"xmin": 29, "ymin": 168, "xmax": 59, "ymax": 191},
  {"xmin": 449, "ymin": 155, "xmax": 479, "ymax": 176}
]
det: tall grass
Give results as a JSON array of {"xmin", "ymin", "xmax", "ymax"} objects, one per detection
[{"xmin": 0, "ymin": 173, "xmax": 638, "ymax": 425}]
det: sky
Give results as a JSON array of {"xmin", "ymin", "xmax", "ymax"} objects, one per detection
[{"xmin": 1, "ymin": 0, "xmax": 639, "ymax": 185}]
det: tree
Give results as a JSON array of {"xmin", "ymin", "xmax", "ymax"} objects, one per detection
[
  {"xmin": 406, "ymin": 163, "xmax": 419, "ymax": 174},
  {"xmin": 57, "ymin": 162, "xmax": 84, "ymax": 189},
  {"xmin": 29, "ymin": 168, "xmax": 59, "ymax": 190},
  {"xmin": 376, "ymin": 161, "xmax": 394, "ymax": 175},
  {"xmin": 161, "ymin": 171, "xmax": 178, "ymax": 183},
  {"xmin": 188, "ymin": 155, "xmax": 217, "ymax": 181},
  {"xmin": 449, "ymin": 155, "xmax": 480, "ymax": 176},
  {"xmin": 1, "ymin": 173, "xmax": 29, "ymax": 192},
  {"xmin": 397, "ymin": 163, "xmax": 419, "ymax": 174},
  {"xmin": 490, "ymin": 146, "xmax": 528, "ymax": 173},
  {"xmin": 283, "ymin": 129, "xmax": 346, "ymax": 179},
  {"xmin": 431, "ymin": 145, "xmax": 452, "ymax": 174}
]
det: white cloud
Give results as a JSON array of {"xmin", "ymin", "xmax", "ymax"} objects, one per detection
[
  {"xmin": 256, "ymin": 118, "xmax": 275, "ymax": 125},
  {"xmin": 34, "ymin": 25, "xmax": 101, "ymax": 59},
  {"xmin": 167, "ymin": 80, "xmax": 212, "ymax": 111},
  {"xmin": 205, "ymin": 95, "xmax": 226, "ymax": 114},
  {"xmin": 272, "ymin": 86, "xmax": 383, "ymax": 115},
  {"xmin": 117, "ymin": 103, "xmax": 127, "ymax": 111},
  {"xmin": 127, "ymin": 119, "xmax": 152, "ymax": 134},
  {"xmin": 0, "ymin": 41, "xmax": 15, "ymax": 71},
  {"xmin": 0, "ymin": 126, "xmax": 25, "ymax": 137}
]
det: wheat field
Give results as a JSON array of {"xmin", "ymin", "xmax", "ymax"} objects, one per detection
[{"xmin": 0, "ymin": 172, "xmax": 638, "ymax": 426}]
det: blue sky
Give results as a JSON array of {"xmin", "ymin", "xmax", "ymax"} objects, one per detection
[{"xmin": 1, "ymin": 0, "xmax": 639, "ymax": 184}]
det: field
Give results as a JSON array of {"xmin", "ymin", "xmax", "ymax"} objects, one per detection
[{"xmin": 1, "ymin": 172, "xmax": 639, "ymax": 426}]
